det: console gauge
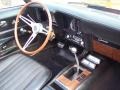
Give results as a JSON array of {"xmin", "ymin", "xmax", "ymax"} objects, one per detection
[
  {"xmin": 70, "ymin": 18, "xmax": 81, "ymax": 33},
  {"xmin": 70, "ymin": 19, "xmax": 76, "ymax": 31}
]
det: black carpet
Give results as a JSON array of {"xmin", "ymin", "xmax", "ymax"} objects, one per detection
[{"xmin": 31, "ymin": 46, "xmax": 70, "ymax": 77}]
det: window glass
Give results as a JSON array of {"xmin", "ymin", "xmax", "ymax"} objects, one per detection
[{"xmin": 0, "ymin": 0, "xmax": 24, "ymax": 9}]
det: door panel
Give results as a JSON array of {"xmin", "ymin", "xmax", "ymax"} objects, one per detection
[
  {"xmin": 0, "ymin": 6, "xmax": 41, "ymax": 58},
  {"xmin": 0, "ymin": 17, "xmax": 15, "ymax": 44},
  {"xmin": 0, "ymin": 6, "xmax": 21, "ymax": 58}
]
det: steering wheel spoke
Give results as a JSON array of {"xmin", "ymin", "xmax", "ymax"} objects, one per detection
[
  {"xmin": 23, "ymin": 33, "xmax": 37, "ymax": 50},
  {"xmin": 19, "ymin": 15, "xmax": 34, "ymax": 27},
  {"xmin": 27, "ymin": 14, "xmax": 36, "ymax": 23},
  {"xmin": 40, "ymin": 27, "xmax": 48, "ymax": 35}
]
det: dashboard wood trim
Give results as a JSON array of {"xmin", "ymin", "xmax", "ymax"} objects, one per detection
[{"xmin": 93, "ymin": 40, "xmax": 120, "ymax": 62}]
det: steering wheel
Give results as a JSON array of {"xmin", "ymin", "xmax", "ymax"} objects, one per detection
[{"xmin": 14, "ymin": 1, "xmax": 53, "ymax": 56}]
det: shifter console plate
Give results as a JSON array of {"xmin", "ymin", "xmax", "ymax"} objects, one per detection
[{"xmin": 55, "ymin": 66, "xmax": 91, "ymax": 90}]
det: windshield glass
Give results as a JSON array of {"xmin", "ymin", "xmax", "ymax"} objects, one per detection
[
  {"xmin": 46, "ymin": 0, "xmax": 120, "ymax": 11},
  {"xmin": 0, "ymin": 0, "xmax": 24, "ymax": 9},
  {"xmin": 0, "ymin": 0, "xmax": 120, "ymax": 11}
]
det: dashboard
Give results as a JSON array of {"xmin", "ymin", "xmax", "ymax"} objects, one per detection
[
  {"xmin": 30, "ymin": 7, "xmax": 120, "ymax": 61},
  {"xmin": 0, "ymin": 4, "xmax": 120, "ymax": 62},
  {"xmin": 51, "ymin": 10, "xmax": 120, "ymax": 62}
]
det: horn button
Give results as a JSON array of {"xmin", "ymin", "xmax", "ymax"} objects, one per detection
[{"xmin": 32, "ymin": 23, "xmax": 44, "ymax": 34}]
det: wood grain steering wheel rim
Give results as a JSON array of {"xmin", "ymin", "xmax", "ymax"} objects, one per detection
[{"xmin": 14, "ymin": 1, "xmax": 52, "ymax": 56}]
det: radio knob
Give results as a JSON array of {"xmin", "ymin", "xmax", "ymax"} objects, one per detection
[
  {"xmin": 66, "ymin": 35, "xmax": 70, "ymax": 38},
  {"xmin": 81, "ymin": 41, "xmax": 84, "ymax": 46}
]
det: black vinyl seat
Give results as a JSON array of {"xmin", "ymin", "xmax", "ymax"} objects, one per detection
[{"xmin": 0, "ymin": 54, "xmax": 51, "ymax": 90}]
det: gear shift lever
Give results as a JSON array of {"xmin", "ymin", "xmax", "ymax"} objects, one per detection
[
  {"xmin": 53, "ymin": 47, "xmax": 91, "ymax": 90},
  {"xmin": 69, "ymin": 46, "xmax": 83, "ymax": 79}
]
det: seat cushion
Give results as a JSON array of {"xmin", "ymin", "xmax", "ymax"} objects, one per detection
[{"xmin": 0, "ymin": 54, "xmax": 51, "ymax": 90}]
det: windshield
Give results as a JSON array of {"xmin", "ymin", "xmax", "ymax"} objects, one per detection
[
  {"xmin": 0, "ymin": 0, "xmax": 120, "ymax": 11},
  {"xmin": 68, "ymin": 0, "xmax": 120, "ymax": 10},
  {"xmin": 48, "ymin": 0, "xmax": 120, "ymax": 10}
]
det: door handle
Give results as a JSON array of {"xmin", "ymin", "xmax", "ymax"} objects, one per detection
[{"xmin": 0, "ymin": 21, "xmax": 7, "ymax": 27}]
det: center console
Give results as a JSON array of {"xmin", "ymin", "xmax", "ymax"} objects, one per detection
[
  {"xmin": 55, "ymin": 66, "xmax": 91, "ymax": 90},
  {"xmin": 43, "ymin": 54, "xmax": 101, "ymax": 90},
  {"xmin": 43, "ymin": 65, "xmax": 91, "ymax": 90}
]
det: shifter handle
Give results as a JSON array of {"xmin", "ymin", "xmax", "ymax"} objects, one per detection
[
  {"xmin": 69, "ymin": 46, "xmax": 80, "ymax": 80},
  {"xmin": 69, "ymin": 46, "xmax": 77, "ymax": 54}
]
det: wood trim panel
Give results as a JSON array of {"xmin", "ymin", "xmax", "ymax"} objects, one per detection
[
  {"xmin": 57, "ymin": 75, "xmax": 80, "ymax": 90},
  {"xmin": 113, "ymin": 48, "xmax": 120, "ymax": 61},
  {"xmin": 56, "ymin": 69, "xmax": 91, "ymax": 90},
  {"xmin": 93, "ymin": 40, "xmax": 120, "ymax": 62}
]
